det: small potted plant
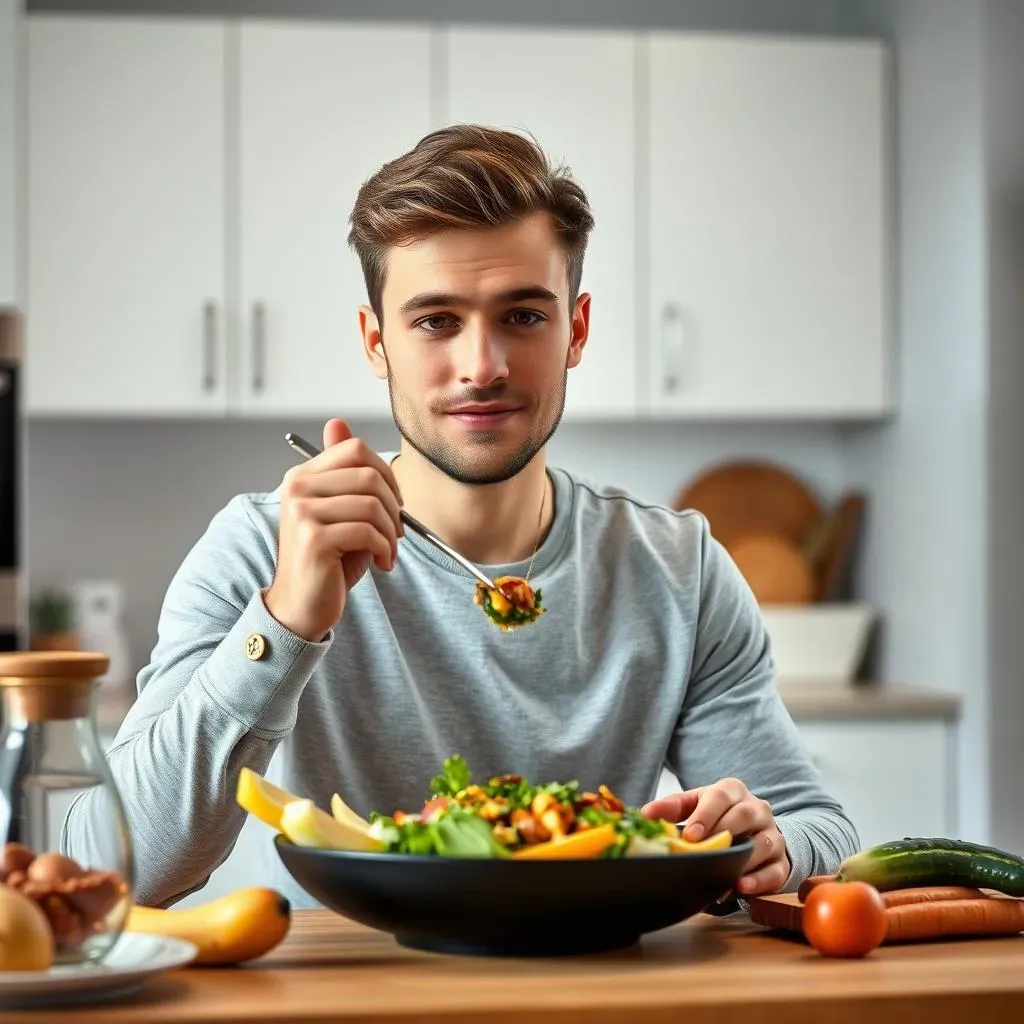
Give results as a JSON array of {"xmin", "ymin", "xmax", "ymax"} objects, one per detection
[{"xmin": 29, "ymin": 589, "xmax": 78, "ymax": 651}]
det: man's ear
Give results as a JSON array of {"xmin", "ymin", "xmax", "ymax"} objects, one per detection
[
  {"xmin": 566, "ymin": 292, "xmax": 591, "ymax": 370},
  {"xmin": 360, "ymin": 305, "xmax": 389, "ymax": 380}
]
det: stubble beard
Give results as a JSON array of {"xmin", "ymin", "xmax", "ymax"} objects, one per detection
[{"xmin": 383, "ymin": 351, "xmax": 568, "ymax": 486}]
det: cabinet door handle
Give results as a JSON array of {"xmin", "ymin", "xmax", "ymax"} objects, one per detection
[
  {"xmin": 203, "ymin": 300, "xmax": 217, "ymax": 392},
  {"xmin": 252, "ymin": 301, "xmax": 266, "ymax": 393},
  {"xmin": 661, "ymin": 302, "xmax": 684, "ymax": 393}
]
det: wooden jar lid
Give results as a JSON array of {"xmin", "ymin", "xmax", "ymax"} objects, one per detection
[
  {"xmin": 0, "ymin": 651, "xmax": 110, "ymax": 722},
  {"xmin": 0, "ymin": 651, "xmax": 110, "ymax": 681}
]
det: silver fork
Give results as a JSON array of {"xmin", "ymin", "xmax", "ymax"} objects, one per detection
[{"xmin": 283, "ymin": 432, "xmax": 501, "ymax": 592}]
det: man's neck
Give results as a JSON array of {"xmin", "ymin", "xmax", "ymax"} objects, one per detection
[{"xmin": 391, "ymin": 443, "xmax": 553, "ymax": 566}]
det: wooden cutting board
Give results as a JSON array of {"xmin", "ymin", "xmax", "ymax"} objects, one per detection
[
  {"xmin": 728, "ymin": 531, "xmax": 816, "ymax": 605},
  {"xmin": 748, "ymin": 892, "xmax": 806, "ymax": 935},
  {"xmin": 747, "ymin": 886, "xmax": 1022, "ymax": 944},
  {"xmin": 817, "ymin": 491, "xmax": 866, "ymax": 600},
  {"xmin": 672, "ymin": 460, "xmax": 823, "ymax": 552}
]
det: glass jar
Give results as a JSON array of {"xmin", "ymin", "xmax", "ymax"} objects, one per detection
[{"xmin": 0, "ymin": 651, "xmax": 133, "ymax": 964}]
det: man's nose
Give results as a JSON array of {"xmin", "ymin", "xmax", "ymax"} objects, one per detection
[{"xmin": 456, "ymin": 321, "xmax": 509, "ymax": 386}]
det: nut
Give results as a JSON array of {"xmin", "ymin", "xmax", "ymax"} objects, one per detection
[
  {"xmin": 62, "ymin": 871, "xmax": 125, "ymax": 923},
  {"xmin": 0, "ymin": 843, "xmax": 34, "ymax": 882},
  {"xmin": 478, "ymin": 801, "xmax": 507, "ymax": 822},
  {"xmin": 488, "ymin": 774, "xmax": 522, "ymax": 787},
  {"xmin": 27, "ymin": 853, "xmax": 84, "ymax": 884},
  {"xmin": 1, "ymin": 844, "xmax": 126, "ymax": 954},
  {"xmin": 491, "ymin": 823, "xmax": 519, "ymax": 846},
  {"xmin": 598, "ymin": 785, "xmax": 625, "ymax": 813},
  {"xmin": 511, "ymin": 809, "xmax": 550, "ymax": 844},
  {"xmin": 39, "ymin": 893, "xmax": 85, "ymax": 952}
]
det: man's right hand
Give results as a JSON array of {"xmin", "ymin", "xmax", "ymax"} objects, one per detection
[{"xmin": 264, "ymin": 418, "xmax": 404, "ymax": 641}]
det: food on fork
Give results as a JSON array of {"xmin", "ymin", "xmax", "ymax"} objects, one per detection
[
  {"xmin": 474, "ymin": 576, "xmax": 545, "ymax": 631},
  {"xmin": 236, "ymin": 756, "xmax": 733, "ymax": 860}
]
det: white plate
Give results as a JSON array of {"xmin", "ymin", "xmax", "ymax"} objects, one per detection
[{"xmin": 0, "ymin": 932, "xmax": 198, "ymax": 1009}]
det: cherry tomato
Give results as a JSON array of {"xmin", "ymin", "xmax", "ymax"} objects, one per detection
[
  {"xmin": 419, "ymin": 797, "xmax": 450, "ymax": 821},
  {"xmin": 802, "ymin": 880, "xmax": 888, "ymax": 958}
]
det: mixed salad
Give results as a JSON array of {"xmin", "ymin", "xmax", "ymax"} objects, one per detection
[{"xmin": 237, "ymin": 756, "xmax": 733, "ymax": 860}]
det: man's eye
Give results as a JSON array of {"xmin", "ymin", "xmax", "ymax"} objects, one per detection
[
  {"xmin": 507, "ymin": 310, "xmax": 545, "ymax": 327},
  {"xmin": 416, "ymin": 314, "xmax": 455, "ymax": 333}
]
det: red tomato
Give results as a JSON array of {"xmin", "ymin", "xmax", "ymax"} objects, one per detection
[
  {"xmin": 802, "ymin": 881, "xmax": 888, "ymax": 958},
  {"xmin": 420, "ymin": 797, "xmax": 450, "ymax": 821}
]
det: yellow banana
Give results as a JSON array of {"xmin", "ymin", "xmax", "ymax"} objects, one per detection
[{"xmin": 125, "ymin": 886, "xmax": 290, "ymax": 965}]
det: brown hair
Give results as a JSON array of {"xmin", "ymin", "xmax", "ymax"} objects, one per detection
[{"xmin": 348, "ymin": 124, "xmax": 595, "ymax": 321}]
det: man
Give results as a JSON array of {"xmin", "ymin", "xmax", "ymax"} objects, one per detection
[{"xmin": 65, "ymin": 125, "xmax": 857, "ymax": 908}]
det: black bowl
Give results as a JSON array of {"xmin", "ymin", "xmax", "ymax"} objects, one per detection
[{"xmin": 274, "ymin": 834, "xmax": 754, "ymax": 956}]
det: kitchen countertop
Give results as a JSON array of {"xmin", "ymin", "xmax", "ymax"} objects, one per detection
[
  {"xmin": 5, "ymin": 908, "xmax": 1020, "ymax": 1023},
  {"xmin": 777, "ymin": 681, "xmax": 961, "ymax": 720}
]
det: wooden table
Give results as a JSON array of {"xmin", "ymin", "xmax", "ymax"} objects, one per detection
[{"xmin": 5, "ymin": 908, "xmax": 1024, "ymax": 1023}]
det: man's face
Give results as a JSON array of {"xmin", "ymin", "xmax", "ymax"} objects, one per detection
[{"xmin": 360, "ymin": 212, "xmax": 590, "ymax": 485}]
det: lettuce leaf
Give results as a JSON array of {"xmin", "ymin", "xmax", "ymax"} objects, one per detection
[
  {"xmin": 429, "ymin": 754, "xmax": 472, "ymax": 797},
  {"xmin": 376, "ymin": 806, "xmax": 509, "ymax": 858}
]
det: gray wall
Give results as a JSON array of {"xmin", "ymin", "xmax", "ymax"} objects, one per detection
[
  {"xmin": 984, "ymin": 0, "xmax": 1024, "ymax": 855},
  {"xmin": 840, "ymin": 0, "xmax": 1024, "ymax": 846},
  {"xmin": 841, "ymin": 0, "xmax": 989, "ymax": 842}
]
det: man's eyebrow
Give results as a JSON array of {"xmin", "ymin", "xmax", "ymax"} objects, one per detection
[
  {"xmin": 398, "ymin": 286, "xmax": 560, "ymax": 315},
  {"xmin": 499, "ymin": 286, "xmax": 560, "ymax": 304}
]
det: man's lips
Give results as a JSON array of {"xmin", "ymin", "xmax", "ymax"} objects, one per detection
[{"xmin": 446, "ymin": 402, "xmax": 522, "ymax": 424}]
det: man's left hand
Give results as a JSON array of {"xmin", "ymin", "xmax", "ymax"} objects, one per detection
[{"xmin": 642, "ymin": 777, "xmax": 790, "ymax": 896}]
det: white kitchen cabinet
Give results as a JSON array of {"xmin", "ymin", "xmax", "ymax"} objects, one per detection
[
  {"xmin": 235, "ymin": 20, "xmax": 433, "ymax": 418},
  {"xmin": 24, "ymin": 15, "xmax": 227, "ymax": 415},
  {"xmin": 794, "ymin": 718, "xmax": 954, "ymax": 850},
  {"xmin": 645, "ymin": 35, "xmax": 891, "ymax": 418},
  {"xmin": 445, "ymin": 27, "xmax": 638, "ymax": 419},
  {"xmin": 22, "ymin": 18, "xmax": 894, "ymax": 424}
]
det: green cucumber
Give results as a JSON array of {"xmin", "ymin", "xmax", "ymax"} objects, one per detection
[{"xmin": 837, "ymin": 837, "xmax": 1024, "ymax": 896}]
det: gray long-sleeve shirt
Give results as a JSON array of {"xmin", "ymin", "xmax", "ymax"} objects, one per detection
[{"xmin": 64, "ymin": 459, "xmax": 858, "ymax": 908}]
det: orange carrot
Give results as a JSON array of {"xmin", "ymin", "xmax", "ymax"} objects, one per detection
[
  {"xmin": 798, "ymin": 877, "xmax": 985, "ymax": 907},
  {"xmin": 881, "ymin": 886, "xmax": 985, "ymax": 908},
  {"xmin": 884, "ymin": 897, "xmax": 1024, "ymax": 943},
  {"xmin": 798, "ymin": 875, "xmax": 836, "ymax": 902}
]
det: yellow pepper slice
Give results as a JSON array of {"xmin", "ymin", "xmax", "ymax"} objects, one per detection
[
  {"xmin": 236, "ymin": 767, "xmax": 301, "ymax": 832},
  {"xmin": 511, "ymin": 823, "xmax": 618, "ymax": 860},
  {"xmin": 666, "ymin": 829, "xmax": 733, "ymax": 853}
]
